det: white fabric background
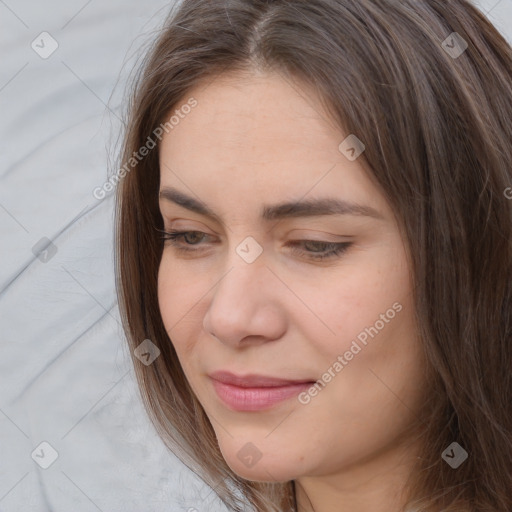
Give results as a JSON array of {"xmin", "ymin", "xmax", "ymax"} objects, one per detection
[
  {"xmin": 0, "ymin": 1, "xmax": 229, "ymax": 511},
  {"xmin": 0, "ymin": 1, "xmax": 510, "ymax": 511}
]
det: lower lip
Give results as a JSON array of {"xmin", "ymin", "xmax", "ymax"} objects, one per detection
[{"xmin": 211, "ymin": 379, "xmax": 313, "ymax": 411}]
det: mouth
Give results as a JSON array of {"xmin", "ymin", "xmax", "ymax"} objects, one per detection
[{"xmin": 208, "ymin": 370, "xmax": 316, "ymax": 412}]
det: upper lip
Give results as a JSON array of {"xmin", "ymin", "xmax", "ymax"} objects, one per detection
[{"xmin": 209, "ymin": 370, "xmax": 315, "ymax": 388}]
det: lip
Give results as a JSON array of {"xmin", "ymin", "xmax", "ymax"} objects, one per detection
[{"xmin": 209, "ymin": 371, "xmax": 315, "ymax": 411}]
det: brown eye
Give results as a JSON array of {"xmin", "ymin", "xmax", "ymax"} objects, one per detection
[
  {"xmin": 159, "ymin": 230, "xmax": 212, "ymax": 252},
  {"xmin": 287, "ymin": 240, "xmax": 352, "ymax": 261}
]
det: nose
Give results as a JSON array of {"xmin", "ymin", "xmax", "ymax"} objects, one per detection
[{"xmin": 202, "ymin": 258, "xmax": 287, "ymax": 348}]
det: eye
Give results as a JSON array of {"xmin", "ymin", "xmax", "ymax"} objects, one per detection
[
  {"xmin": 159, "ymin": 229, "xmax": 212, "ymax": 252},
  {"xmin": 287, "ymin": 239, "xmax": 352, "ymax": 260},
  {"xmin": 158, "ymin": 229, "xmax": 352, "ymax": 261}
]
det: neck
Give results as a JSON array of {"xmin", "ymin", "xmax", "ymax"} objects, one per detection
[{"xmin": 294, "ymin": 437, "xmax": 420, "ymax": 512}]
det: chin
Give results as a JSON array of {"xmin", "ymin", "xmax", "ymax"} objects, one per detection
[
  {"xmin": 218, "ymin": 442, "xmax": 304, "ymax": 483},
  {"xmin": 227, "ymin": 461, "xmax": 296, "ymax": 483}
]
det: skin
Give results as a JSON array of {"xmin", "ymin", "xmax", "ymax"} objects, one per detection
[{"xmin": 157, "ymin": 69, "xmax": 428, "ymax": 512}]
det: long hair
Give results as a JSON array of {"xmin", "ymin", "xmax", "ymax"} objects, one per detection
[{"xmin": 114, "ymin": 1, "xmax": 512, "ymax": 510}]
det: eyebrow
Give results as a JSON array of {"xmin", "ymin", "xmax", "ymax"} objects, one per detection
[{"xmin": 158, "ymin": 187, "xmax": 385, "ymax": 222}]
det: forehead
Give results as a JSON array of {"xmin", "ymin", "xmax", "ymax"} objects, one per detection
[
  {"xmin": 158, "ymin": 71, "xmax": 390, "ymax": 221},
  {"xmin": 160, "ymin": 70, "xmax": 340, "ymax": 163}
]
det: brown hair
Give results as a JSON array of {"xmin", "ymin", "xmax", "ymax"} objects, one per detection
[{"xmin": 114, "ymin": 1, "xmax": 512, "ymax": 510}]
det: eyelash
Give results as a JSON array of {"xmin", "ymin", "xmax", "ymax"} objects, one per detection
[{"xmin": 158, "ymin": 229, "xmax": 352, "ymax": 261}]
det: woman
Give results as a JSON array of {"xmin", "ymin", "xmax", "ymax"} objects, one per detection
[{"xmin": 114, "ymin": 1, "xmax": 512, "ymax": 510}]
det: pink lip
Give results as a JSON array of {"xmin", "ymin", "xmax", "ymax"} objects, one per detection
[{"xmin": 209, "ymin": 371, "xmax": 315, "ymax": 411}]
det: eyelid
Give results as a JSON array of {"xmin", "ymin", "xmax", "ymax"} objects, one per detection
[
  {"xmin": 159, "ymin": 228, "xmax": 353, "ymax": 262},
  {"xmin": 161, "ymin": 226, "xmax": 353, "ymax": 247},
  {"xmin": 285, "ymin": 230, "xmax": 352, "ymax": 242}
]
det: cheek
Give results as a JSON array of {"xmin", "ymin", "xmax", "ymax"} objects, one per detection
[
  {"xmin": 157, "ymin": 261, "xmax": 173, "ymax": 329},
  {"xmin": 310, "ymin": 275, "xmax": 421, "ymax": 426},
  {"xmin": 299, "ymin": 251, "xmax": 410, "ymax": 361},
  {"xmin": 157, "ymin": 257, "xmax": 202, "ymax": 359}
]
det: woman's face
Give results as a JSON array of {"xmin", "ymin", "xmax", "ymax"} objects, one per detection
[{"xmin": 157, "ymin": 70, "xmax": 427, "ymax": 484}]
